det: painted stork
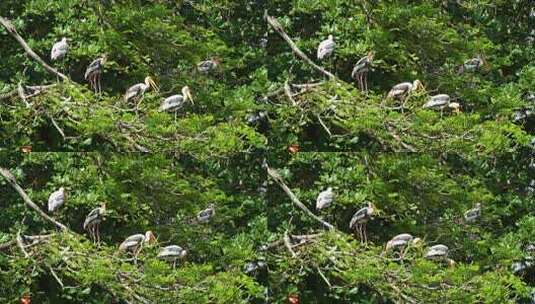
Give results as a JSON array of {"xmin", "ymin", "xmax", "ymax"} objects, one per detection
[
  {"xmin": 159, "ymin": 86, "xmax": 194, "ymax": 120},
  {"xmin": 197, "ymin": 59, "xmax": 219, "ymax": 74},
  {"xmin": 48, "ymin": 187, "xmax": 66, "ymax": 212},
  {"xmin": 316, "ymin": 187, "xmax": 335, "ymax": 210},
  {"xmin": 84, "ymin": 55, "xmax": 106, "ymax": 94},
  {"xmin": 83, "ymin": 202, "xmax": 106, "ymax": 245},
  {"xmin": 118, "ymin": 231, "xmax": 156, "ymax": 264},
  {"xmin": 158, "ymin": 245, "xmax": 187, "ymax": 269},
  {"xmin": 349, "ymin": 202, "xmax": 375, "ymax": 244},
  {"xmin": 51, "ymin": 37, "xmax": 69, "ymax": 61},
  {"xmin": 458, "ymin": 55, "xmax": 486, "ymax": 74},
  {"xmin": 425, "ymin": 244, "xmax": 455, "ymax": 266},
  {"xmin": 124, "ymin": 76, "xmax": 159, "ymax": 115},
  {"xmin": 387, "ymin": 80, "xmax": 425, "ymax": 100},
  {"xmin": 385, "ymin": 233, "xmax": 422, "ymax": 258},
  {"xmin": 423, "ymin": 94, "xmax": 460, "ymax": 115},
  {"xmin": 464, "ymin": 203, "xmax": 481, "ymax": 223},
  {"xmin": 351, "ymin": 52, "xmax": 374, "ymax": 91},
  {"xmin": 197, "ymin": 204, "xmax": 215, "ymax": 223},
  {"xmin": 317, "ymin": 35, "xmax": 335, "ymax": 60}
]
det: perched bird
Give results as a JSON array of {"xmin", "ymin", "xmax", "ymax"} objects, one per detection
[
  {"xmin": 197, "ymin": 203, "xmax": 215, "ymax": 223},
  {"xmin": 83, "ymin": 202, "xmax": 106, "ymax": 245},
  {"xmin": 197, "ymin": 59, "xmax": 220, "ymax": 74},
  {"xmin": 244, "ymin": 260, "xmax": 267, "ymax": 275},
  {"xmin": 525, "ymin": 243, "xmax": 535, "ymax": 255},
  {"xmin": 458, "ymin": 55, "xmax": 486, "ymax": 74},
  {"xmin": 317, "ymin": 35, "xmax": 335, "ymax": 60},
  {"xmin": 316, "ymin": 187, "xmax": 335, "ymax": 210},
  {"xmin": 387, "ymin": 80, "xmax": 425, "ymax": 100},
  {"xmin": 385, "ymin": 233, "xmax": 422, "ymax": 257},
  {"xmin": 464, "ymin": 203, "xmax": 481, "ymax": 223},
  {"xmin": 159, "ymin": 86, "xmax": 194, "ymax": 119},
  {"xmin": 511, "ymin": 258, "xmax": 534, "ymax": 275},
  {"xmin": 425, "ymin": 244, "xmax": 451, "ymax": 264},
  {"xmin": 84, "ymin": 55, "xmax": 107, "ymax": 94},
  {"xmin": 351, "ymin": 52, "xmax": 374, "ymax": 91},
  {"xmin": 423, "ymin": 94, "xmax": 460, "ymax": 115},
  {"xmin": 124, "ymin": 76, "xmax": 159, "ymax": 115},
  {"xmin": 158, "ymin": 245, "xmax": 187, "ymax": 269},
  {"xmin": 51, "ymin": 37, "xmax": 69, "ymax": 61},
  {"xmin": 48, "ymin": 187, "xmax": 66, "ymax": 212},
  {"xmin": 349, "ymin": 202, "xmax": 375, "ymax": 244},
  {"xmin": 118, "ymin": 231, "xmax": 156, "ymax": 263}
]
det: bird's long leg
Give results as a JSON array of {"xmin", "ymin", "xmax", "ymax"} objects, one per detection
[
  {"xmin": 364, "ymin": 72, "xmax": 368, "ymax": 92},
  {"xmin": 97, "ymin": 74, "xmax": 102, "ymax": 94},
  {"xmin": 96, "ymin": 223, "xmax": 100, "ymax": 246},
  {"xmin": 363, "ymin": 224, "xmax": 367, "ymax": 244},
  {"xmin": 173, "ymin": 260, "xmax": 176, "ymax": 270},
  {"xmin": 358, "ymin": 74, "xmax": 363, "ymax": 91}
]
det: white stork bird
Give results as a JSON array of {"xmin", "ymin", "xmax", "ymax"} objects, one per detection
[
  {"xmin": 464, "ymin": 203, "xmax": 481, "ymax": 223},
  {"xmin": 387, "ymin": 80, "xmax": 425, "ymax": 102},
  {"xmin": 48, "ymin": 187, "xmax": 66, "ymax": 213},
  {"xmin": 118, "ymin": 231, "xmax": 156, "ymax": 264},
  {"xmin": 385, "ymin": 233, "xmax": 422, "ymax": 258},
  {"xmin": 84, "ymin": 55, "xmax": 107, "ymax": 94},
  {"xmin": 349, "ymin": 202, "xmax": 375, "ymax": 244},
  {"xmin": 458, "ymin": 55, "xmax": 486, "ymax": 74},
  {"xmin": 158, "ymin": 245, "xmax": 187, "ymax": 269},
  {"xmin": 83, "ymin": 202, "xmax": 106, "ymax": 245},
  {"xmin": 51, "ymin": 37, "xmax": 69, "ymax": 61},
  {"xmin": 197, "ymin": 59, "xmax": 220, "ymax": 74},
  {"xmin": 197, "ymin": 204, "xmax": 215, "ymax": 223},
  {"xmin": 423, "ymin": 94, "xmax": 460, "ymax": 116},
  {"xmin": 124, "ymin": 76, "xmax": 159, "ymax": 115},
  {"xmin": 316, "ymin": 187, "xmax": 335, "ymax": 210},
  {"xmin": 159, "ymin": 86, "xmax": 194, "ymax": 120},
  {"xmin": 351, "ymin": 52, "xmax": 374, "ymax": 92},
  {"xmin": 317, "ymin": 35, "xmax": 335, "ymax": 60}
]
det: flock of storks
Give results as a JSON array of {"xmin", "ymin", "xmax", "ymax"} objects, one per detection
[
  {"xmin": 315, "ymin": 186, "xmax": 482, "ymax": 266},
  {"xmin": 47, "ymin": 187, "xmax": 214, "ymax": 268}
]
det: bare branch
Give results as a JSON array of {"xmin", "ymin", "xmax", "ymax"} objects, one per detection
[
  {"xmin": 284, "ymin": 230, "xmax": 297, "ymax": 257},
  {"xmin": 0, "ymin": 167, "xmax": 69, "ymax": 231},
  {"xmin": 0, "ymin": 16, "xmax": 69, "ymax": 81},
  {"xmin": 16, "ymin": 231, "xmax": 30, "ymax": 258},
  {"xmin": 267, "ymin": 166, "xmax": 335, "ymax": 230},
  {"xmin": 265, "ymin": 14, "xmax": 337, "ymax": 80}
]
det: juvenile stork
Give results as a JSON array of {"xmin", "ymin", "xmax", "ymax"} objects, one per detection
[
  {"xmin": 423, "ymin": 94, "xmax": 460, "ymax": 116},
  {"xmin": 317, "ymin": 35, "xmax": 335, "ymax": 60},
  {"xmin": 464, "ymin": 203, "xmax": 481, "ymax": 223},
  {"xmin": 316, "ymin": 187, "xmax": 335, "ymax": 210},
  {"xmin": 124, "ymin": 76, "xmax": 159, "ymax": 115},
  {"xmin": 84, "ymin": 55, "xmax": 107, "ymax": 94},
  {"xmin": 48, "ymin": 187, "xmax": 66, "ymax": 213},
  {"xmin": 351, "ymin": 52, "xmax": 374, "ymax": 92},
  {"xmin": 197, "ymin": 59, "xmax": 220, "ymax": 74},
  {"xmin": 158, "ymin": 245, "xmax": 187, "ymax": 269},
  {"xmin": 349, "ymin": 202, "xmax": 375, "ymax": 244},
  {"xmin": 118, "ymin": 231, "xmax": 156, "ymax": 264},
  {"xmin": 197, "ymin": 203, "xmax": 215, "ymax": 223},
  {"xmin": 83, "ymin": 202, "xmax": 106, "ymax": 245},
  {"xmin": 51, "ymin": 37, "xmax": 69, "ymax": 61},
  {"xmin": 384, "ymin": 233, "xmax": 422, "ymax": 258},
  {"xmin": 159, "ymin": 86, "xmax": 194, "ymax": 120},
  {"xmin": 458, "ymin": 55, "xmax": 486, "ymax": 74}
]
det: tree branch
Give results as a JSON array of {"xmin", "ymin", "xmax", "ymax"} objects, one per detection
[
  {"xmin": 265, "ymin": 13, "xmax": 337, "ymax": 80},
  {"xmin": 0, "ymin": 167, "xmax": 69, "ymax": 231},
  {"xmin": 0, "ymin": 16, "xmax": 69, "ymax": 81},
  {"xmin": 267, "ymin": 165, "xmax": 335, "ymax": 230}
]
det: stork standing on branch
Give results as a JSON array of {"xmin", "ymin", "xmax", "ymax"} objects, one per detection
[
  {"xmin": 386, "ymin": 80, "xmax": 425, "ymax": 111},
  {"xmin": 84, "ymin": 55, "xmax": 107, "ymax": 94},
  {"xmin": 83, "ymin": 202, "xmax": 106, "ymax": 245},
  {"xmin": 423, "ymin": 94, "xmax": 460, "ymax": 116},
  {"xmin": 425, "ymin": 244, "xmax": 455, "ymax": 266},
  {"xmin": 124, "ymin": 76, "xmax": 159, "ymax": 116},
  {"xmin": 118, "ymin": 231, "xmax": 156, "ymax": 264},
  {"xmin": 352, "ymin": 52, "xmax": 374, "ymax": 92},
  {"xmin": 159, "ymin": 86, "xmax": 194, "ymax": 121},
  {"xmin": 384, "ymin": 233, "xmax": 422, "ymax": 259},
  {"xmin": 158, "ymin": 245, "xmax": 187, "ymax": 269},
  {"xmin": 349, "ymin": 202, "xmax": 375, "ymax": 244},
  {"xmin": 48, "ymin": 187, "xmax": 66, "ymax": 213}
]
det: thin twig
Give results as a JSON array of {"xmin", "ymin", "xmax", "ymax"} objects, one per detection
[
  {"xmin": 284, "ymin": 81, "xmax": 297, "ymax": 106},
  {"xmin": 49, "ymin": 266, "xmax": 65, "ymax": 289},
  {"xmin": 316, "ymin": 114, "xmax": 332, "ymax": 137},
  {"xmin": 16, "ymin": 231, "xmax": 29, "ymax": 258},
  {"xmin": 284, "ymin": 230, "xmax": 297, "ymax": 257}
]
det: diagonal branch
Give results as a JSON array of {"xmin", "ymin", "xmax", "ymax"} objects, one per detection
[
  {"xmin": 0, "ymin": 16, "xmax": 69, "ymax": 81},
  {"xmin": 265, "ymin": 13, "xmax": 337, "ymax": 80},
  {"xmin": 0, "ymin": 167, "xmax": 69, "ymax": 231},
  {"xmin": 267, "ymin": 166, "xmax": 335, "ymax": 230}
]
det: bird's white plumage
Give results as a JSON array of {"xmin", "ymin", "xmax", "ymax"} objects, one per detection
[
  {"xmin": 159, "ymin": 86, "xmax": 193, "ymax": 112},
  {"xmin": 51, "ymin": 38, "xmax": 68, "ymax": 61},
  {"xmin": 84, "ymin": 57, "xmax": 104, "ymax": 80},
  {"xmin": 351, "ymin": 55, "xmax": 372, "ymax": 79},
  {"xmin": 386, "ymin": 233, "xmax": 415, "ymax": 250},
  {"xmin": 48, "ymin": 187, "xmax": 65, "ymax": 212},
  {"xmin": 423, "ymin": 94, "xmax": 451, "ymax": 109},
  {"xmin": 118, "ymin": 234, "xmax": 145, "ymax": 251},
  {"xmin": 349, "ymin": 203, "xmax": 374, "ymax": 229},
  {"xmin": 83, "ymin": 205, "xmax": 105, "ymax": 230},
  {"xmin": 464, "ymin": 203, "xmax": 481, "ymax": 223},
  {"xmin": 158, "ymin": 245, "xmax": 187, "ymax": 261},
  {"xmin": 317, "ymin": 35, "xmax": 335, "ymax": 60},
  {"xmin": 425, "ymin": 244, "xmax": 449, "ymax": 259},
  {"xmin": 124, "ymin": 83, "xmax": 146, "ymax": 102},
  {"xmin": 316, "ymin": 187, "xmax": 334, "ymax": 210},
  {"xmin": 197, "ymin": 205, "xmax": 215, "ymax": 223}
]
